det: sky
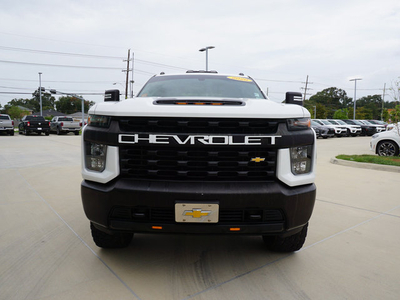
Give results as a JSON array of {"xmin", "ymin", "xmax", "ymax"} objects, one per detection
[{"xmin": 1, "ymin": 0, "xmax": 399, "ymax": 108}]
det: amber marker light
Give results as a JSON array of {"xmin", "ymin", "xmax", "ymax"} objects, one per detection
[
  {"xmin": 152, "ymin": 226, "xmax": 163, "ymax": 230},
  {"xmin": 230, "ymin": 228, "xmax": 241, "ymax": 231}
]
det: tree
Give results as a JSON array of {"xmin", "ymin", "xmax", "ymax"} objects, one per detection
[
  {"xmin": 389, "ymin": 105, "xmax": 400, "ymax": 123},
  {"xmin": 382, "ymin": 109, "xmax": 390, "ymax": 122},
  {"xmin": 55, "ymin": 96, "xmax": 94, "ymax": 114},
  {"xmin": 333, "ymin": 108, "xmax": 349, "ymax": 119},
  {"xmin": 357, "ymin": 95, "xmax": 382, "ymax": 120},
  {"xmin": 308, "ymin": 87, "xmax": 351, "ymax": 118},
  {"xmin": 4, "ymin": 89, "xmax": 56, "ymax": 113},
  {"xmin": 355, "ymin": 106, "xmax": 373, "ymax": 120},
  {"xmin": 304, "ymin": 102, "xmax": 329, "ymax": 119},
  {"xmin": 389, "ymin": 77, "xmax": 400, "ymax": 103},
  {"xmin": 31, "ymin": 89, "xmax": 56, "ymax": 112},
  {"xmin": 7, "ymin": 106, "xmax": 28, "ymax": 120},
  {"xmin": 5, "ymin": 98, "xmax": 33, "ymax": 110}
]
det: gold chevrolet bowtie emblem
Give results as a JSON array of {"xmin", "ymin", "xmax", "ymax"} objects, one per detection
[
  {"xmin": 184, "ymin": 209, "xmax": 211, "ymax": 218},
  {"xmin": 251, "ymin": 157, "xmax": 265, "ymax": 163}
]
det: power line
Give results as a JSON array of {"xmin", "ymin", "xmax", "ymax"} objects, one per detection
[
  {"xmin": 0, "ymin": 45, "xmax": 188, "ymax": 70},
  {"xmin": 0, "ymin": 31, "xmax": 125, "ymax": 49},
  {"xmin": 0, "ymin": 59, "xmax": 156, "ymax": 75},
  {"xmin": 0, "ymin": 78, "xmax": 121, "ymax": 84},
  {"xmin": 0, "ymin": 59, "xmax": 122, "ymax": 70},
  {"xmin": 0, "ymin": 85, "xmax": 34, "ymax": 91},
  {"xmin": 0, "ymin": 92, "xmax": 32, "ymax": 95},
  {"xmin": 0, "ymin": 45, "xmax": 124, "ymax": 59},
  {"xmin": 0, "ymin": 91, "xmax": 104, "ymax": 96}
]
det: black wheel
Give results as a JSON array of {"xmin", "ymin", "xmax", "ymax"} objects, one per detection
[
  {"xmin": 90, "ymin": 223, "xmax": 133, "ymax": 248},
  {"xmin": 9, "ymin": 131, "xmax": 14, "ymax": 136},
  {"xmin": 377, "ymin": 141, "xmax": 399, "ymax": 156},
  {"xmin": 45, "ymin": 132, "xmax": 49, "ymax": 136},
  {"xmin": 263, "ymin": 223, "xmax": 308, "ymax": 252},
  {"xmin": 56, "ymin": 127, "xmax": 61, "ymax": 135},
  {"xmin": 25, "ymin": 129, "xmax": 29, "ymax": 136},
  {"xmin": 74, "ymin": 131, "xmax": 79, "ymax": 135}
]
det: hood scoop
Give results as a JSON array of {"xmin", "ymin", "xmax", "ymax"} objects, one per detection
[{"xmin": 153, "ymin": 98, "xmax": 245, "ymax": 106}]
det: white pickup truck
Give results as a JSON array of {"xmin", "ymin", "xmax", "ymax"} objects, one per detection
[
  {"xmin": 0, "ymin": 114, "xmax": 14, "ymax": 136},
  {"xmin": 81, "ymin": 71, "xmax": 317, "ymax": 252},
  {"xmin": 50, "ymin": 116, "xmax": 81, "ymax": 135}
]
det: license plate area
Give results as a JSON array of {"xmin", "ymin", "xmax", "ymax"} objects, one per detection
[{"xmin": 175, "ymin": 203, "xmax": 219, "ymax": 223}]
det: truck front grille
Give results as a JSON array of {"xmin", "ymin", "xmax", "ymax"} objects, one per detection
[
  {"xmin": 119, "ymin": 145, "xmax": 276, "ymax": 181},
  {"xmin": 118, "ymin": 117, "xmax": 281, "ymax": 134}
]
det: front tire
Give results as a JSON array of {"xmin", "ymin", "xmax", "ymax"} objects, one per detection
[
  {"xmin": 263, "ymin": 223, "xmax": 308, "ymax": 252},
  {"xmin": 377, "ymin": 141, "xmax": 399, "ymax": 156},
  {"xmin": 90, "ymin": 223, "xmax": 133, "ymax": 248}
]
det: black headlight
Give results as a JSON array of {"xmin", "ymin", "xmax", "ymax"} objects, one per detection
[
  {"xmin": 287, "ymin": 118, "xmax": 311, "ymax": 131},
  {"xmin": 88, "ymin": 115, "xmax": 111, "ymax": 128}
]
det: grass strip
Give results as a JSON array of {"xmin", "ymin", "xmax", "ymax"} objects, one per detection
[{"xmin": 336, "ymin": 154, "xmax": 400, "ymax": 167}]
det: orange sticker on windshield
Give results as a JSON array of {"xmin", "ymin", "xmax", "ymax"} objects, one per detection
[{"xmin": 227, "ymin": 76, "xmax": 252, "ymax": 82}]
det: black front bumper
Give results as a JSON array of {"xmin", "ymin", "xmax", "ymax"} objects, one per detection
[{"xmin": 81, "ymin": 179, "xmax": 316, "ymax": 236}]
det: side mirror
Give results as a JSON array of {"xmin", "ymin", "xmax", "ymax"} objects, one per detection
[
  {"xmin": 104, "ymin": 89, "xmax": 120, "ymax": 102},
  {"xmin": 285, "ymin": 92, "xmax": 303, "ymax": 106}
]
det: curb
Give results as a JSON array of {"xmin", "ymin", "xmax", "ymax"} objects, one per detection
[{"xmin": 330, "ymin": 158, "xmax": 400, "ymax": 173}]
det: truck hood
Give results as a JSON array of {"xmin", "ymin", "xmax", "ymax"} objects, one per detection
[{"xmin": 89, "ymin": 97, "xmax": 310, "ymax": 119}]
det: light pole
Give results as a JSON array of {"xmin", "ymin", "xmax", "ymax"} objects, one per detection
[
  {"xmin": 350, "ymin": 78, "xmax": 362, "ymax": 120},
  {"xmin": 49, "ymin": 89, "xmax": 86, "ymax": 128},
  {"xmin": 199, "ymin": 46, "xmax": 215, "ymax": 71},
  {"xmin": 38, "ymin": 72, "xmax": 42, "ymax": 116}
]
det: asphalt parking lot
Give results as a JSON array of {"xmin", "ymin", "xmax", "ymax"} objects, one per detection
[{"xmin": 0, "ymin": 134, "xmax": 399, "ymax": 300}]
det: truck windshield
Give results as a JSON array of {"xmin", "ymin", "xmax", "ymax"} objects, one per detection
[{"xmin": 137, "ymin": 75, "xmax": 266, "ymax": 99}]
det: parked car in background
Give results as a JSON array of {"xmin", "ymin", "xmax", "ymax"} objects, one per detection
[
  {"xmin": 341, "ymin": 119, "xmax": 376, "ymax": 136},
  {"xmin": 370, "ymin": 124, "xmax": 400, "ymax": 156},
  {"xmin": 0, "ymin": 114, "xmax": 14, "ymax": 136},
  {"xmin": 368, "ymin": 120, "xmax": 388, "ymax": 129},
  {"xmin": 313, "ymin": 119, "xmax": 347, "ymax": 137},
  {"xmin": 328, "ymin": 119, "xmax": 361, "ymax": 137},
  {"xmin": 311, "ymin": 120, "xmax": 335, "ymax": 139},
  {"xmin": 18, "ymin": 115, "xmax": 50, "ymax": 136},
  {"xmin": 50, "ymin": 116, "xmax": 81, "ymax": 135},
  {"xmin": 359, "ymin": 120, "xmax": 385, "ymax": 133}
]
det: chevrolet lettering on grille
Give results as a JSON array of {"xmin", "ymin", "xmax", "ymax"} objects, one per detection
[{"xmin": 118, "ymin": 134, "xmax": 281, "ymax": 145}]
